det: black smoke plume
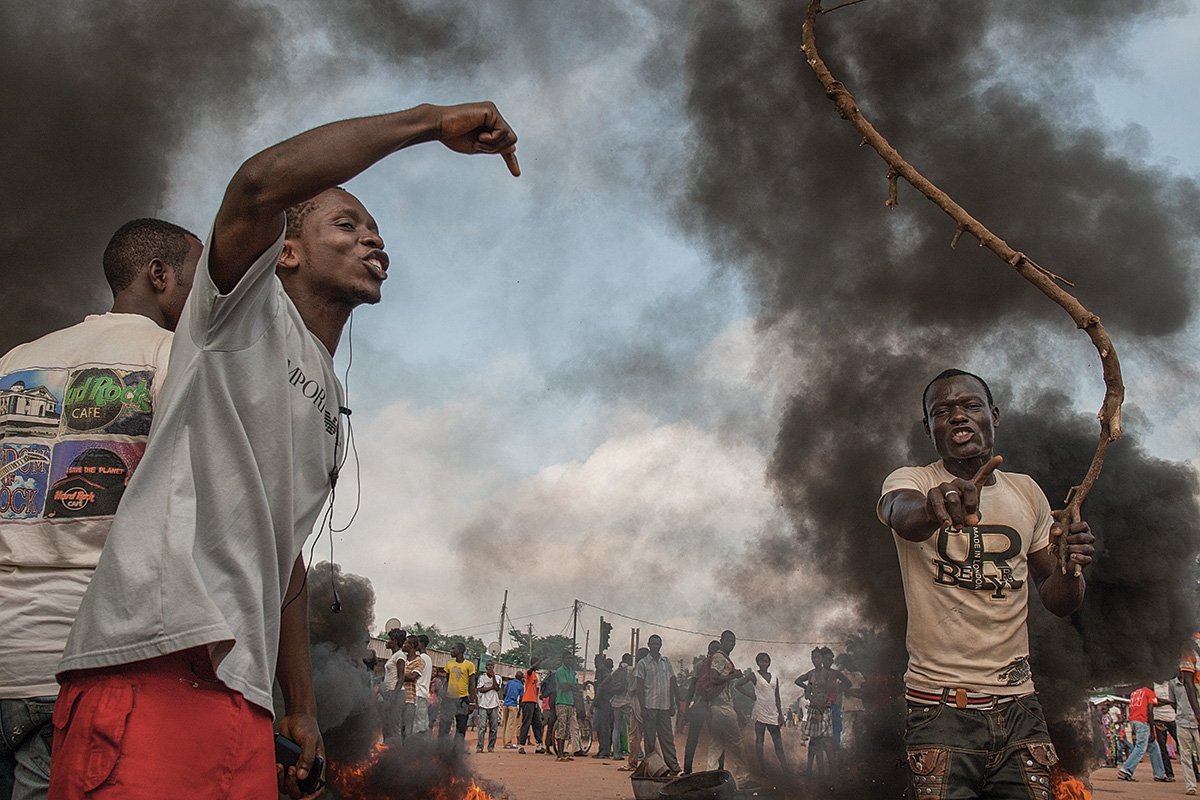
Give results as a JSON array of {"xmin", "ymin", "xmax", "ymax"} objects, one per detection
[
  {"xmin": 672, "ymin": 1, "xmax": 1200, "ymax": 794},
  {"xmin": 0, "ymin": 0, "xmax": 481, "ymax": 353},
  {"xmin": 0, "ymin": 1, "xmax": 278, "ymax": 351},
  {"xmin": 302, "ymin": 561, "xmax": 380, "ymax": 761}
]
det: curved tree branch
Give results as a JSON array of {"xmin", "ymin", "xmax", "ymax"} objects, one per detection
[{"xmin": 801, "ymin": 0, "xmax": 1124, "ymax": 571}]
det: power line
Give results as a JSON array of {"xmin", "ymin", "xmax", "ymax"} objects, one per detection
[
  {"xmin": 578, "ymin": 600, "xmax": 842, "ymax": 647},
  {"xmin": 441, "ymin": 605, "xmax": 574, "ymax": 634}
]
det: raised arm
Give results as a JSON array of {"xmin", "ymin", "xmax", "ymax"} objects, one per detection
[{"xmin": 210, "ymin": 103, "xmax": 519, "ymax": 293}]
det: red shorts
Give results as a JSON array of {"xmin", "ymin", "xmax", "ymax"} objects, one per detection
[{"xmin": 48, "ymin": 648, "xmax": 275, "ymax": 800}]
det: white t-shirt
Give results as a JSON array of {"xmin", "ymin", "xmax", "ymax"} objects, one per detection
[
  {"xmin": 0, "ymin": 313, "xmax": 172, "ymax": 697},
  {"xmin": 384, "ymin": 650, "xmax": 405, "ymax": 692},
  {"xmin": 751, "ymin": 672, "xmax": 780, "ymax": 725},
  {"xmin": 416, "ymin": 652, "xmax": 433, "ymax": 700},
  {"xmin": 60, "ymin": 224, "xmax": 344, "ymax": 714},
  {"xmin": 477, "ymin": 673, "xmax": 501, "ymax": 710},
  {"xmin": 1154, "ymin": 682, "xmax": 1177, "ymax": 723},
  {"xmin": 879, "ymin": 461, "xmax": 1052, "ymax": 695}
]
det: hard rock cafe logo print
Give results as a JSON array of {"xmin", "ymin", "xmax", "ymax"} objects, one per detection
[
  {"xmin": 43, "ymin": 441, "xmax": 140, "ymax": 520},
  {"xmin": 0, "ymin": 443, "xmax": 52, "ymax": 520},
  {"xmin": 932, "ymin": 524, "xmax": 1025, "ymax": 600},
  {"xmin": 63, "ymin": 368, "xmax": 155, "ymax": 435}
]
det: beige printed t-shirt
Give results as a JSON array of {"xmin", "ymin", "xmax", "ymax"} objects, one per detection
[{"xmin": 879, "ymin": 461, "xmax": 1052, "ymax": 695}]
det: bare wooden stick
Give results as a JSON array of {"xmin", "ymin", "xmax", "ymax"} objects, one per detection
[{"xmin": 801, "ymin": 0, "xmax": 1124, "ymax": 574}]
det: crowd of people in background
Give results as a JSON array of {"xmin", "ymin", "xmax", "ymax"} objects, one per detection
[
  {"xmin": 358, "ymin": 619, "xmax": 1200, "ymax": 797},
  {"xmin": 360, "ymin": 625, "xmax": 867, "ymax": 786}
]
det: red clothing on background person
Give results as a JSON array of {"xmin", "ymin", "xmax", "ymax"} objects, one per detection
[
  {"xmin": 522, "ymin": 670, "xmax": 540, "ymax": 704},
  {"xmin": 1128, "ymin": 686, "xmax": 1158, "ymax": 723}
]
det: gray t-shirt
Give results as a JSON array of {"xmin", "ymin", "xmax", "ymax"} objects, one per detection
[
  {"xmin": 60, "ymin": 223, "xmax": 343, "ymax": 714},
  {"xmin": 1173, "ymin": 678, "xmax": 1197, "ymax": 729}
]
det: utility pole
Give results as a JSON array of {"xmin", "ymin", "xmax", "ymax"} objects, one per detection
[
  {"xmin": 583, "ymin": 629, "xmax": 590, "ymax": 673},
  {"xmin": 497, "ymin": 589, "xmax": 508, "ymax": 660},
  {"xmin": 572, "ymin": 599, "xmax": 580, "ymax": 660},
  {"xmin": 528, "ymin": 623, "xmax": 533, "ymax": 667}
]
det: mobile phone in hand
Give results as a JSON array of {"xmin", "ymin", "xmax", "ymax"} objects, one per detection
[{"xmin": 274, "ymin": 733, "xmax": 327, "ymax": 794}]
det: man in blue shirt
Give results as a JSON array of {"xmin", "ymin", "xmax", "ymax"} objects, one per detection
[{"xmin": 501, "ymin": 671, "xmax": 524, "ymax": 749}]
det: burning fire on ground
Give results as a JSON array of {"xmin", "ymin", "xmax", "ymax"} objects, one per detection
[
  {"xmin": 1050, "ymin": 765, "xmax": 1091, "ymax": 800},
  {"xmin": 329, "ymin": 740, "xmax": 501, "ymax": 800}
]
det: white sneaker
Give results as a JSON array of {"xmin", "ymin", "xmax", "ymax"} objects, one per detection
[{"xmin": 1186, "ymin": 787, "xmax": 1196, "ymax": 795}]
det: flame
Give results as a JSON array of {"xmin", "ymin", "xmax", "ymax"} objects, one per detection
[
  {"xmin": 439, "ymin": 778, "xmax": 494, "ymax": 800},
  {"xmin": 429, "ymin": 777, "xmax": 496, "ymax": 800},
  {"xmin": 1050, "ymin": 765, "xmax": 1092, "ymax": 800},
  {"xmin": 329, "ymin": 742, "xmax": 497, "ymax": 800}
]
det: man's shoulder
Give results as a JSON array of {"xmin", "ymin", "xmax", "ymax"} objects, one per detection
[
  {"xmin": 881, "ymin": 461, "xmax": 946, "ymax": 493},
  {"xmin": 994, "ymin": 469, "xmax": 1046, "ymax": 501},
  {"xmin": 2, "ymin": 314, "xmax": 170, "ymax": 369}
]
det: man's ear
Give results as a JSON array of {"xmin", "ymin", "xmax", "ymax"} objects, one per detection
[
  {"xmin": 992, "ymin": 405, "xmax": 1000, "ymax": 428},
  {"xmin": 147, "ymin": 258, "xmax": 170, "ymax": 293},
  {"xmin": 922, "ymin": 417, "xmax": 931, "ymax": 439},
  {"xmin": 278, "ymin": 240, "xmax": 301, "ymax": 272}
]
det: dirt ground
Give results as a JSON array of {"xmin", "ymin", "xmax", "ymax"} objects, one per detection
[{"xmin": 465, "ymin": 729, "xmax": 1188, "ymax": 800}]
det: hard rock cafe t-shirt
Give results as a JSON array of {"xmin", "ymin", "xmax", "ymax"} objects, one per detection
[{"xmin": 0, "ymin": 314, "xmax": 172, "ymax": 697}]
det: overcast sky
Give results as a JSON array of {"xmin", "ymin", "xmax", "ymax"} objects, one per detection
[{"xmin": 3, "ymin": 1, "xmax": 1197, "ymax": 686}]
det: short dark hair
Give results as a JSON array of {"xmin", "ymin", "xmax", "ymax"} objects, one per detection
[
  {"xmin": 387, "ymin": 628, "xmax": 406, "ymax": 645},
  {"xmin": 418, "ymin": 634, "xmax": 430, "ymax": 647},
  {"xmin": 284, "ymin": 198, "xmax": 319, "ymax": 240},
  {"xmin": 284, "ymin": 186, "xmax": 347, "ymax": 240},
  {"xmin": 921, "ymin": 369, "xmax": 994, "ymax": 423},
  {"xmin": 102, "ymin": 218, "xmax": 198, "ymax": 295}
]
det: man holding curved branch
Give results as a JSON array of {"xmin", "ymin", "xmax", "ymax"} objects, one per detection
[{"xmin": 877, "ymin": 368, "xmax": 1095, "ymax": 799}]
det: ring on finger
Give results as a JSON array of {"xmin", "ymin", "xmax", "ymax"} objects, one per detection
[{"xmin": 944, "ymin": 490, "xmax": 959, "ymax": 499}]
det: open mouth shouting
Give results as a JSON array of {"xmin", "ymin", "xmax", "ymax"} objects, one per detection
[
  {"xmin": 363, "ymin": 249, "xmax": 389, "ymax": 281},
  {"xmin": 950, "ymin": 427, "xmax": 975, "ymax": 446}
]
